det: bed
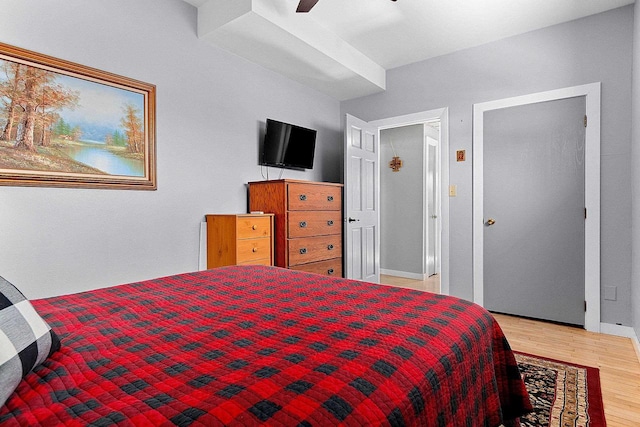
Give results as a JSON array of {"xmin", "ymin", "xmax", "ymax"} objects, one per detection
[{"xmin": 0, "ymin": 265, "xmax": 531, "ymax": 426}]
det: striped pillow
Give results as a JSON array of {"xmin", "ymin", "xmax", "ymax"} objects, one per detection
[{"xmin": 0, "ymin": 276, "xmax": 60, "ymax": 407}]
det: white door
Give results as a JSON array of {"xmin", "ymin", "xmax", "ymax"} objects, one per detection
[
  {"xmin": 483, "ymin": 97, "xmax": 586, "ymax": 326},
  {"xmin": 344, "ymin": 114, "xmax": 379, "ymax": 282}
]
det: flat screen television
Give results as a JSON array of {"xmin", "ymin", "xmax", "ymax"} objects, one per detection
[{"xmin": 260, "ymin": 119, "xmax": 316, "ymax": 170}]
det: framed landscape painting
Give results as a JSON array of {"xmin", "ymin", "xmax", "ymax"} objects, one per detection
[{"xmin": 0, "ymin": 42, "xmax": 156, "ymax": 190}]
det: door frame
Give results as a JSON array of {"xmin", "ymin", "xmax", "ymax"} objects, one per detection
[
  {"xmin": 370, "ymin": 107, "xmax": 450, "ymax": 295},
  {"xmin": 425, "ymin": 127, "xmax": 440, "ymax": 278},
  {"xmin": 472, "ymin": 83, "xmax": 601, "ymax": 332}
]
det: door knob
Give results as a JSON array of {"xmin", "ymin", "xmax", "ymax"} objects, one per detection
[
  {"xmin": 486, "ymin": 218, "xmax": 496, "ymax": 226},
  {"xmin": 348, "ymin": 217, "xmax": 360, "ymax": 223}
]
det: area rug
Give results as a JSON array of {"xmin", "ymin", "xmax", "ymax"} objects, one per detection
[{"xmin": 514, "ymin": 352, "xmax": 606, "ymax": 427}]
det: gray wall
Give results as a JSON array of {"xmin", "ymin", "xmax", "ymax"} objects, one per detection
[
  {"xmin": 0, "ymin": 0, "xmax": 342, "ymax": 298},
  {"xmin": 632, "ymin": 1, "xmax": 640, "ymax": 338},
  {"xmin": 380, "ymin": 124, "xmax": 424, "ymax": 275},
  {"xmin": 342, "ymin": 6, "xmax": 634, "ymax": 325}
]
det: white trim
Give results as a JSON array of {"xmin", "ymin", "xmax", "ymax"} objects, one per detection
[
  {"xmin": 472, "ymin": 83, "xmax": 601, "ymax": 332},
  {"xmin": 422, "ymin": 127, "xmax": 428, "ymax": 278},
  {"xmin": 370, "ymin": 107, "xmax": 450, "ymax": 295},
  {"xmin": 600, "ymin": 322, "xmax": 640, "ymax": 339},
  {"xmin": 380, "ymin": 268, "xmax": 427, "ymax": 281},
  {"xmin": 423, "ymin": 126, "xmax": 440, "ymax": 278}
]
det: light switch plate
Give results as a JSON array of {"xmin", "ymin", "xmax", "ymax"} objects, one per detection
[{"xmin": 449, "ymin": 185, "xmax": 457, "ymax": 197}]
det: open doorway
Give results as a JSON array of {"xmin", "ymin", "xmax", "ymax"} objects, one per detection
[
  {"xmin": 344, "ymin": 108, "xmax": 449, "ymax": 295},
  {"xmin": 378, "ymin": 120, "xmax": 442, "ymax": 294}
]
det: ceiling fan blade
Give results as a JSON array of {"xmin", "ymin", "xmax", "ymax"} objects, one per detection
[{"xmin": 296, "ymin": 0, "xmax": 320, "ymax": 13}]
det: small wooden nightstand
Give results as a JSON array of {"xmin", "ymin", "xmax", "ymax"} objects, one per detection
[{"xmin": 205, "ymin": 214, "xmax": 274, "ymax": 268}]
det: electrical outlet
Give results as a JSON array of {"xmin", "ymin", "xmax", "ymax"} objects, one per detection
[{"xmin": 449, "ymin": 185, "xmax": 457, "ymax": 197}]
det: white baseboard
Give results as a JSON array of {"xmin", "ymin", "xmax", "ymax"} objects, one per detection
[
  {"xmin": 600, "ymin": 322, "xmax": 640, "ymax": 364},
  {"xmin": 600, "ymin": 322, "xmax": 637, "ymax": 338},
  {"xmin": 380, "ymin": 269, "xmax": 425, "ymax": 281}
]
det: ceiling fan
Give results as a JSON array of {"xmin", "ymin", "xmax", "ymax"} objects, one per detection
[
  {"xmin": 296, "ymin": 0, "xmax": 319, "ymax": 13},
  {"xmin": 296, "ymin": 0, "xmax": 397, "ymax": 13}
]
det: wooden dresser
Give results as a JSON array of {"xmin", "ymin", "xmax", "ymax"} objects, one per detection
[
  {"xmin": 205, "ymin": 214, "xmax": 274, "ymax": 268},
  {"xmin": 248, "ymin": 179, "xmax": 343, "ymax": 277}
]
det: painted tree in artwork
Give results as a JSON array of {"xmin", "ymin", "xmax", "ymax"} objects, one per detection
[
  {"xmin": 121, "ymin": 103, "xmax": 143, "ymax": 154},
  {"xmin": 13, "ymin": 65, "xmax": 44, "ymax": 151},
  {"xmin": 0, "ymin": 60, "xmax": 79, "ymax": 151},
  {"xmin": 34, "ymin": 82, "xmax": 79, "ymax": 146},
  {"xmin": 70, "ymin": 125, "xmax": 82, "ymax": 141},
  {"xmin": 53, "ymin": 117, "xmax": 72, "ymax": 137},
  {"xmin": 0, "ymin": 61, "xmax": 24, "ymax": 141},
  {"xmin": 111, "ymin": 129, "xmax": 126, "ymax": 147}
]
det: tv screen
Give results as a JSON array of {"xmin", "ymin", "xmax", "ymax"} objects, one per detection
[{"xmin": 261, "ymin": 119, "xmax": 316, "ymax": 170}]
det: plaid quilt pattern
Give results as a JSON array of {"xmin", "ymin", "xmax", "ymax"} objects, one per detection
[
  {"xmin": 0, "ymin": 266, "xmax": 531, "ymax": 426},
  {"xmin": 0, "ymin": 276, "xmax": 61, "ymax": 407}
]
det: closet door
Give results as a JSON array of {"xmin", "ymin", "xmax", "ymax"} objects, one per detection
[{"xmin": 483, "ymin": 96, "xmax": 586, "ymax": 326}]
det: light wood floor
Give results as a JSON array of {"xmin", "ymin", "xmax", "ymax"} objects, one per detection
[
  {"xmin": 379, "ymin": 274, "xmax": 640, "ymax": 426},
  {"xmin": 380, "ymin": 273, "xmax": 440, "ymax": 293}
]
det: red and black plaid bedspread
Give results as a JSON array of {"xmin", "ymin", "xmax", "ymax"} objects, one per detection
[{"xmin": 1, "ymin": 265, "xmax": 531, "ymax": 426}]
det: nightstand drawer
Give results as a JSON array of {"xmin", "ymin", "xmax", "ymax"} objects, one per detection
[
  {"xmin": 237, "ymin": 216, "xmax": 272, "ymax": 239},
  {"xmin": 238, "ymin": 257, "xmax": 272, "ymax": 266},
  {"xmin": 288, "ymin": 235, "xmax": 341, "ymax": 266},
  {"xmin": 288, "ymin": 211, "xmax": 341, "ymax": 238},
  {"xmin": 287, "ymin": 183, "xmax": 341, "ymax": 211},
  {"xmin": 236, "ymin": 237, "xmax": 272, "ymax": 263}
]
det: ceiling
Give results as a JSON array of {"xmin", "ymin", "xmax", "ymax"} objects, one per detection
[{"xmin": 184, "ymin": 0, "xmax": 634, "ymax": 100}]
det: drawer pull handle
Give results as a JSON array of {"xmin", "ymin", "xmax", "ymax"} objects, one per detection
[
  {"xmin": 299, "ymin": 248, "xmax": 307, "ymax": 254},
  {"xmin": 327, "ymin": 196, "xmax": 334, "ymax": 202},
  {"xmin": 327, "ymin": 269, "xmax": 334, "ymax": 275},
  {"xmin": 327, "ymin": 244, "xmax": 334, "ymax": 250},
  {"xmin": 299, "ymin": 194, "xmax": 307, "ymax": 201},
  {"xmin": 252, "ymin": 247, "xmax": 258, "ymax": 253},
  {"xmin": 299, "ymin": 221, "xmax": 307, "ymax": 228},
  {"xmin": 252, "ymin": 225, "xmax": 258, "ymax": 230},
  {"xmin": 327, "ymin": 220, "xmax": 334, "ymax": 226}
]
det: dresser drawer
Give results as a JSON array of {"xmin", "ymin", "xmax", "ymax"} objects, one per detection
[
  {"xmin": 236, "ymin": 216, "xmax": 272, "ymax": 239},
  {"xmin": 287, "ymin": 183, "xmax": 341, "ymax": 211},
  {"xmin": 288, "ymin": 211, "xmax": 341, "ymax": 238},
  {"xmin": 236, "ymin": 237, "xmax": 272, "ymax": 263},
  {"xmin": 290, "ymin": 258, "xmax": 342, "ymax": 277},
  {"xmin": 288, "ymin": 235, "xmax": 342, "ymax": 266}
]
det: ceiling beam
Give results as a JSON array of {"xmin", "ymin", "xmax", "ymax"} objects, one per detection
[{"xmin": 196, "ymin": 0, "xmax": 386, "ymax": 100}]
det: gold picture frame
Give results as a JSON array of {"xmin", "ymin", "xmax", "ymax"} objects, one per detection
[{"xmin": 0, "ymin": 42, "xmax": 156, "ymax": 190}]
